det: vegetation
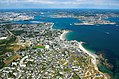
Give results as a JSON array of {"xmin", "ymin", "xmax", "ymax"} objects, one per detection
[
  {"xmin": 34, "ymin": 45, "xmax": 45, "ymax": 49},
  {"xmin": 0, "ymin": 36, "xmax": 17, "ymax": 55},
  {"xmin": 0, "ymin": 34, "xmax": 23, "ymax": 68},
  {"xmin": 11, "ymin": 30, "xmax": 26, "ymax": 36},
  {"xmin": 0, "ymin": 61, "xmax": 5, "ymax": 69},
  {"xmin": 4, "ymin": 54, "xmax": 21, "ymax": 66}
]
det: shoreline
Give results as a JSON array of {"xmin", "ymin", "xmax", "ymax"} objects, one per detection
[
  {"xmin": 59, "ymin": 30, "xmax": 110, "ymax": 79},
  {"xmin": 60, "ymin": 30, "xmax": 99, "ymax": 70},
  {"xmin": 78, "ymin": 42, "xmax": 110, "ymax": 79},
  {"xmin": 60, "ymin": 30, "xmax": 70, "ymax": 40},
  {"xmin": 78, "ymin": 41, "xmax": 99, "ymax": 70}
]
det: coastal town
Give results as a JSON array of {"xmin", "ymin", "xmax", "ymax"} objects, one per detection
[
  {"xmin": 0, "ymin": 12, "xmax": 34, "ymax": 21},
  {"xmin": 51, "ymin": 11, "xmax": 118, "ymax": 25},
  {"xmin": 0, "ymin": 20, "xmax": 111, "ymax": 79}
]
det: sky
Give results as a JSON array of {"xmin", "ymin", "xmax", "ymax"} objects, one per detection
[{"xmin": 0, "ymin": 0, "xmax": 119, "ymax": 9}]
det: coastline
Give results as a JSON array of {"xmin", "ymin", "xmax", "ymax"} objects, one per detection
[
  {"xmin": 78, "ymin": 41, "xmax": 99, "ymax": 70},
  {"xmin": 59, "ymin": 31, "xmax": 110, "ymax": 79},
  {"xmin": 60, "ymin": 30, "xmax": 99, "ymax": 70},
  {"xmin": 60, "ymin": 30, "xmax": 70, "ymax": 40}
]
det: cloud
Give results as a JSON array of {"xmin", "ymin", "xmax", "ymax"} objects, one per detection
[
  {"xmin": 0, "ymin": 0, "xmax": 80, "ymax": 4},
  {"xmin": 0, "ymin": 0, "xmax": 119, "ymax": 9}
]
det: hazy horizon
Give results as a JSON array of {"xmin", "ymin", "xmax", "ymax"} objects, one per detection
[{"xmin": 0, "ymin": 0, "xmax": 119, "ymax": 9}]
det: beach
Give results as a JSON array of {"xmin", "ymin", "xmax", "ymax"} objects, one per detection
[
  {"xmin": 60, "ymin": 31, "xmax": 99, "ymax": 70},
  {"xmin": 60, "ymin": 31, "xmax": 98, "ymax": 69},
  {"xmin": 59, "ymin": 31, "xmax": 109, "ymax": 78},
  {"xmin": 78, "ymin": 42, "xmax": 110, "ymax": 78},
  {"xmin": 60, "ymin": 30, "xmax": 70, "ymax": 40},
  {"xmin": 78, "ymin": 41, "xmax": 99, "ymax": 70}
]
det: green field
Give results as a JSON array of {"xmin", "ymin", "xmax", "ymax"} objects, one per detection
[{"xmin": 34, "ymin": 46, "xmax": 45, "ymax": 49}]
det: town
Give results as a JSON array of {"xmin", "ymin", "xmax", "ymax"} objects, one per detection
[
  {"xmin": 51, "ymin": 11, "xmax": 118, "ymax": 25},
  {"xmin": 0, "ymin": 12, "xmax": 34, "ymax": 21},
  {"xmin": 0, "ymin": 21, "xmax": 110, "ymax": 79}
]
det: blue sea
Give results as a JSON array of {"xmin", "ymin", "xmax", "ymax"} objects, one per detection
[{"xmin": 1, "ymin": 9, "xmax": 119, "ymax": 78}]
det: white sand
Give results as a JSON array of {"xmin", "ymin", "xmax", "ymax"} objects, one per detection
[
  {"xmin": 60, "ymin": 30, "xmax": 69, "ymax": 40},
  {"xmin": 78, "ymin": 41, "xmax": 99, "ymax": 70},
  {"xmin": 60, "ymin": 31, "xmax": 99, "ymax": 70}
]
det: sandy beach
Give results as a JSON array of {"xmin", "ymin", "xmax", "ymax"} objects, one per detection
[
  {"xmin": 60, "ymin": 31, "xmax": 99, "ymax": 70},
  {"xmin": 78, "ymin": 41, "xmax": 99, "ymax": 70},
  {"xmin": 60, "ymin": 30, "xmax": 70, "ymax": 40},
  {"xmin": 60, "ymin": 31, "xmax": 109, "ymax": 77}
]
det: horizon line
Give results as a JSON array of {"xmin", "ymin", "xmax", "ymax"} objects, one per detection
[{"xmin": 0, "ymin": 8, "xmax": 119, "ymax": 10}]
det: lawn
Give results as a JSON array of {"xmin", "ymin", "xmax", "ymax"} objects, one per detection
[{"xmin": 34, "ymin": 45, "xmax": 45, "ymax": 49}]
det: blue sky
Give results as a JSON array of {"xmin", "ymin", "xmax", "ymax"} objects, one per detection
[{"xmin": 0, "ymin": 0, "xmax": 119, "ymax": 9}]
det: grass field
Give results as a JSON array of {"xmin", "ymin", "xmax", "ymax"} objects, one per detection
[
  {"xmin": 4, "ymin": 54, "xmax": 21, "ymax": 66},
  {"xmin": 34, "ymin": 45, "xmax": 45, "ymax": 49}
]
